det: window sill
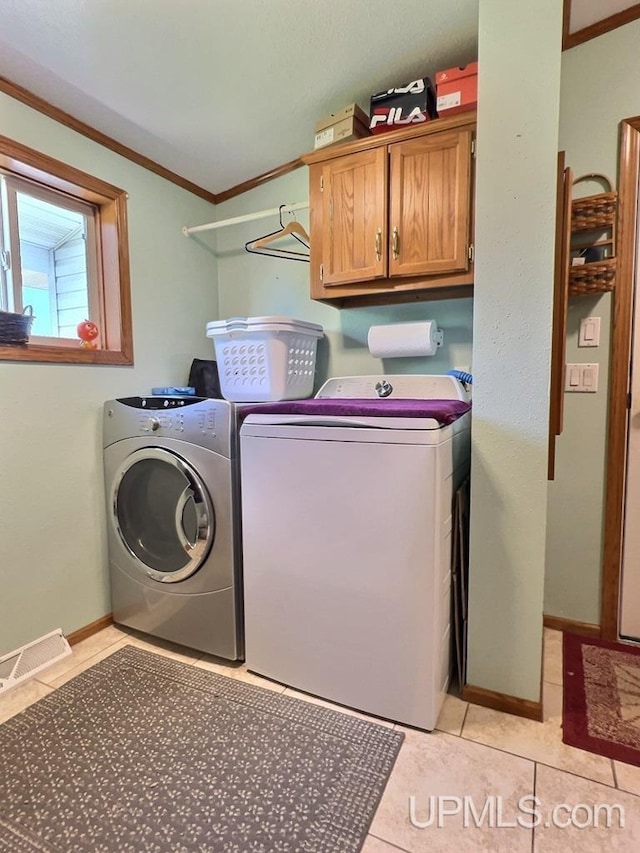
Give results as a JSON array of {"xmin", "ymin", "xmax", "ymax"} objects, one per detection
[{"xmin": 0, "ymin": 342, "xmax": 133, "ymax": 364}]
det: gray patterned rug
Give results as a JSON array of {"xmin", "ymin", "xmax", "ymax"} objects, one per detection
[{"xmin": 0, "ymin": 645, "xmax": 403, "ymax": 852}]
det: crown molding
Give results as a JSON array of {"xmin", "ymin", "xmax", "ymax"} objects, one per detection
[{"xmin": 0, "ymin": 74, "xmax": 217, "ymax": 204}]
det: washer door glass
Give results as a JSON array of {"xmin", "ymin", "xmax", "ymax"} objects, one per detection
[{"xmin": 112, "ymin": 448, "xmax": 214, "ymax": 583}]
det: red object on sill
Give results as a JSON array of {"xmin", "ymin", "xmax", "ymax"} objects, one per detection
[{"xmin": 77, "ymin": 318, "xmax": 100, "ymax": 349}]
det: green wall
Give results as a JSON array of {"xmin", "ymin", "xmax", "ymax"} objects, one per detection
[
  {"xmin": 2, "ymin": 10, "xmax": 629, "ymax": 672},
  {"xmin": 0, "ymin": 92, "xmax": 218, "ymax": 655},
  {"xmin": 465, "ymin": 0, "xmax": 562, "ymax": 702},
  {"xmin": 544, "ymin": 18, "xmax": 640, "ymax": 624},
  {"xmin": 214, "ymin": 167, "xmax": 474, "ymax": 382}
]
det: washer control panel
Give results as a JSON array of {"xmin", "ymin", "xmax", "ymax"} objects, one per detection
[
  {"xmin": 104, "ymin": 397, "xmax": 234, "ymax": 458},
  {"xmin": 316, "ymin": 375, "xmax": 468, "ymax": 401}
]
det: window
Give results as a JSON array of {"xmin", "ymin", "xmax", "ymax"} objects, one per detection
[{"xmin": 0, "ymin": 135, "xmax": 133, "ymax": 364}]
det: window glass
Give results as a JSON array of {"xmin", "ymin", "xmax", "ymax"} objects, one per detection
[{"xmin": 14, "ymin": 190, "xmax": 90, "ymax": 339}]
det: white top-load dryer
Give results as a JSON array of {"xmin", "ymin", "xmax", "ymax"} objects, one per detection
[{"xmin": 239, "ymin": 375, "xmax": 471, "ymax": 730}]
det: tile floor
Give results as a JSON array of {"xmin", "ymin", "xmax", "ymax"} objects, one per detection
[{"xmin": 2, "ymin": 625, "xmax": 640, "ymax": 851}]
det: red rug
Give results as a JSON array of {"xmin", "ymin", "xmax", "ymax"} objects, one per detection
[{"xmin": 563, "ymin": 632, "xmax": 640, "ymax": 766}]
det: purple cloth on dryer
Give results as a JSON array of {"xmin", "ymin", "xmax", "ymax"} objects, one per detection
[{"xmin": 239, "ymin": 398, "xmax": 471, "ymax": 424}]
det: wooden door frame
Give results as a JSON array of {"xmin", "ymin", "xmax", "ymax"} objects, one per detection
[
  {"xmin": 563, "ymin": 1, "xmax": 640, "ymax": 50},
  {"xmin": 601, "ymin": 116, "xmax": 640, "ymax": 639}
]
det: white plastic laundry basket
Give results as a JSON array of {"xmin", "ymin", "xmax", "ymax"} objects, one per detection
[{"xmin": 205, "ymin": 316, "xmax": 324, "ymax": 402}]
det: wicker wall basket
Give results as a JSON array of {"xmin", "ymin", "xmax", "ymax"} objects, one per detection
[
  {"xmin": 571, "ymin": 186, "xmax": 617, "ymax": 232},
  {"xmin": 569, "ymin": 258, "xmax": 617, "ymax": 296},
  {"xmin": 569, "ymin": 174, "xmax": 618, "ymax": 297},
  {"xmin": 0, "ymin": 306, "xmax": 34, "ymax": 345}
]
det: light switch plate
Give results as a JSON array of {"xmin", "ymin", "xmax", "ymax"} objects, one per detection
[
  {"xmin": 566, "ymin": 363, "xmax": 582, "ymax": 390},
  {"xmin": 565, "ymin": 363, "xmax": 599, "ymax": 393},
  {"xmin": 579, "ymin": 316, "xmax": 601, "ymax": 347}
]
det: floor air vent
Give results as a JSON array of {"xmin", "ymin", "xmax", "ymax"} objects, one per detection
[{"xmin": 0, "ymin": 629, "xmax": 72, "ymax": 695}]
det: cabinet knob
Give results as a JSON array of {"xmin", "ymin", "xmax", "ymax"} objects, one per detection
[
  {"xmin": 375, "ymin": 228, "xmax": 382, "ymax": 262},
  {"xmin": 392, "ymin": 227, "xmax": 400, "ymax": 260}
]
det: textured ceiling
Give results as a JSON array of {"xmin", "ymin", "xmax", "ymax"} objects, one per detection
[{"xmin": 0, "ymin": 0, "xmax": 478, "ymax": 195}]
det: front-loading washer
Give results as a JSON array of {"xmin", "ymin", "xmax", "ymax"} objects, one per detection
[{"xmin": 103, "ymin": 396, "xmax": 242, "ymax": 660}]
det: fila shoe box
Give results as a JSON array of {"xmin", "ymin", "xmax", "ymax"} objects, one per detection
[
  {"xmin": 435, "ymin": 62, "xmax": 478, "ymax": 116},
  {"xmin": 369, "ymin": 78, "xmax": 437, "ymax": 135},
  {"xmin": 314, "ymin": 103, "xmax": 370, "ymax": 149}
]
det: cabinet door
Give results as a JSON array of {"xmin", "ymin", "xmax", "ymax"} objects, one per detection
[
  {"xmin": 320, "ymin": 148, "xmax": 388, "ymax": 285},
  {"xmin": 388, "ymin": 128, "xmax": 473, "ymax": 277}
]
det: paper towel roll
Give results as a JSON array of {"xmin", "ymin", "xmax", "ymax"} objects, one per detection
[{"xmin": 367, "ymin": 321, "xmax": 443, "ymax": 358}]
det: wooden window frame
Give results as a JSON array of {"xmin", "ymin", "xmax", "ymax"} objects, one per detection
[
  {"xmin": 2, "ymin": 174, "xmax": 101, "ymax": 344},
  {"xmin": 0, "ymin": 135, "xmax": 133, "ymax": 364}
]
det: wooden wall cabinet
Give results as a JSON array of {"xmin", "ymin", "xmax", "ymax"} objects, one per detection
[{"xmin": 302, "ymin": 113, "xmax": 476, "ymax": 307}]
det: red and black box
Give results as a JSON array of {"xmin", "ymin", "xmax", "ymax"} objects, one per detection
[{"xmin": 369, "ymin": 77, "xmax": 438, "ymax": 135}]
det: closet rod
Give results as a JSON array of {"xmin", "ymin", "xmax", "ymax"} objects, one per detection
[{"xmin": 182, "ymin": 202, "xmax": 309, "ymax": 236}]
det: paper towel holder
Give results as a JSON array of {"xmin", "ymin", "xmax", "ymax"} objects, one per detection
[{"xmin": 367, "ymin": 320, "xmax": 444, "ymax": 358}]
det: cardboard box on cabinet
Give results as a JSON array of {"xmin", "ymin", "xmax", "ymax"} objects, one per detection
[
  {"xmin": 314, "ymin": 103, "xmax": 370, "ymax": 149},
  {"xmin": 368, "ymin": 77, "xmax": 438, "ymax": 135},
  {"xmin": 435, "ymin": 62, "xmax": 478, "ymax": 116}
]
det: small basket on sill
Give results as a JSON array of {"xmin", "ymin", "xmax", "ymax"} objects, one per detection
[{"xmin": 0, "ymin": 305, "xmax": 35, "ymax": 345}]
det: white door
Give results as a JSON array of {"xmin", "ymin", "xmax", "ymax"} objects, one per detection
[{"xmin": 619, "ymin": 202, "xmax": 640, "ymax": 639}]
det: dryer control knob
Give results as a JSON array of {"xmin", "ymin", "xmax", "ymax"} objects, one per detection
[
  {"xmin": 375, "ymin": 379, "xmax": 393, "ymax": 398},
  {"xmin": 142, "ymin": 417, "xmax": 160, "ymax": 432}
]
